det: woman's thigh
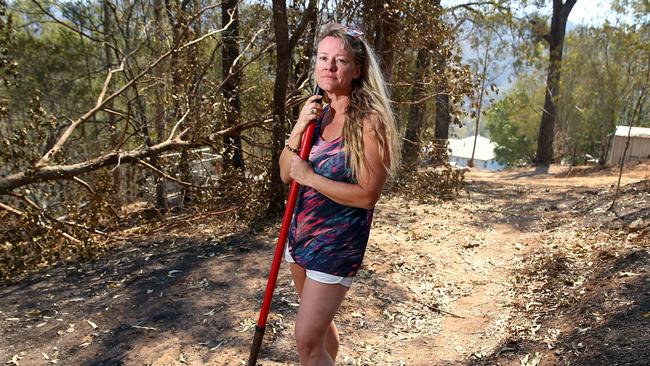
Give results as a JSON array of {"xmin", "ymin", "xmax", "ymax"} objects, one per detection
[
  {"xmin": 289, "ymin": 263, "xmax": 307, "ymax": 298},
  {"xmin": 295, "ymin": 277, "xmax": 348, "ymax": 338}
]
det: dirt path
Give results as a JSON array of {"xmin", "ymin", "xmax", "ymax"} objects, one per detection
[{"xmin": 1, "ymin": 163, "xmax": 648, "ymax": 365}]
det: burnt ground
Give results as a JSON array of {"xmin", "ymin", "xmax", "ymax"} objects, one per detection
[{"xmin": 1, "ymin": 162, "xmax": 648, "ymax": 366}]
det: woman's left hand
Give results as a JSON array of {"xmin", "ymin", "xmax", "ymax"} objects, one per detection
[{"xmin": 289, "ymin": 155, "xmax": 314, "ymax": 186}]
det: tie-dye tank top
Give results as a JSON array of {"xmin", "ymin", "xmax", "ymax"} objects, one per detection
[{"xmin": 287, "ymin": 108, "xmax": 374, "ymax": 277}]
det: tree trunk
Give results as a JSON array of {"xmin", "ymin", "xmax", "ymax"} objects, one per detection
[
  {"xmin": 402, "ymin": 48, "xmax": 432, "ymax": 171},
  {"xmin": 365, "ymin": 0, "xmax": 399, "ymax": 84},
  {"xmin": 221, "ymin": 0, "xmax": 245, "ymax": 171},
  {"xmin": 534, "ymin": 0, "xmax": 577, "ymax": 166},
  {"xmin": 469, "ymin": 45, "xmax": 490, "ymax": 168},
  {"xmin": 291, "ymin": 23, "xmax": 317, "ymax": 122},
  {"xmin": 432, "ymin": 33, "xmax": 450, "ymax": 141},
  {"xmin": 267, "ymin": 0, "xmax": 292, "ymax": 216},
  {"xmin": 167, "ymin": 0, "xmax": 197, "ymax": 206},
  {"xmin": 267, "ymin": 0, "xmax": 317, "ymax": 216},
  {"xmin": 102, "ymin": 0, "xmax": 121, "ymax": 205},
  {"xmin": 434, "ymin": 94, "xmax": 450, "ymax": 139}
]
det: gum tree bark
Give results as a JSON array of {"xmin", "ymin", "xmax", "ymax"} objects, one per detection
[
  {"xmin": 267, "ymin": 0, "xmax": 317, "ymax": 215},
  {"xmin": 221, "ymin": 0, "xmax": 245, "ymax": 170},
  {"xmin": 402, "ymin": 48, "xmax": 432, "ymax": 170},
  {"xmin": 534, "ymin": 0, "xmax": 577, "ymax": 166}
]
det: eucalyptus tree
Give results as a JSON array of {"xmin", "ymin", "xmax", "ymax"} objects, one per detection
[
  {"xmin": 558, "ymin": 23, "xmax": 649, "ymax": 164},
  {"xmin": 533, "ymin": 0, "xmax": 577, "ymax": 166},
  {"xmin": 267, "ymin": 0, "xmax": 318, "ymax": 215}
]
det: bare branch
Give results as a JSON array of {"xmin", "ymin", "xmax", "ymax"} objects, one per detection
[
  {"xmin": 97, "ymin": 61, "xmax": 125, "ymax": 109},
  {"xmin": 72, "ymin": 176, "xmax": 97, "ymax": 196},
  {"xmin": 35, "ymin": 7, "xmax": 237, "ymax": 168},
  {"xmin": 8, "ymin": 192, "xmax": 103, "ymax": 238},
  {"xmin": 168, "ymin": 109, "xmax": 191, "ymax": 142},
  {"xmin": 29, "ymin": 0, "xmax": 119, "ymax": 53},
  {"xmin": 229, "ymin": 27, "xmax": 266, "ymax": 78},
  {"xmin": 1, "ymin": 135, "xmax": 192, "ymax": 195},
  {"xmin": 135, "ymin": 158, "xmax": 209, "ymax": 190},
  {"xmin": 207, "ymin": 86, "xmax": 314, "ymax": 141},
  {"xmin": 445, "ymin": 1, "xmax": 509, "ymax": 14},
  {"xmin": 289, "ymin": 0, "xmax": 318, "ymax": 51},
  {"xmin": 0, "ymin": 202, "xmax": 24, "ymax": 216},
  {"xmin": 181, "ymin": 5, "xmax": 236, "ymax": 50}
]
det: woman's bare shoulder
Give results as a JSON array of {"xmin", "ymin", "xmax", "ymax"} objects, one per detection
[{"xmin": 362, "ymin": 111, "xmax": 381, "ymax": 132}]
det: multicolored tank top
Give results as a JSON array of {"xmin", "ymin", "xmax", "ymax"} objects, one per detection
[{"xmin": 287, "ymin": 109, "xmax": 374, "ymax": 277}]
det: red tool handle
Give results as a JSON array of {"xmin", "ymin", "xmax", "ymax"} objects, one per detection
[
  {"xmin": 259, "ymin": 121, "xmax": 315, "ymax": 326},
  {"xmin": 248, "ymin": 121, "xmax": 317, "ymax": 365}
]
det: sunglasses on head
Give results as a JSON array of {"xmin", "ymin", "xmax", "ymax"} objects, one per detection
[{"xmin": 329, "ymin": 23, "xmax": 364, "ymax": 39}]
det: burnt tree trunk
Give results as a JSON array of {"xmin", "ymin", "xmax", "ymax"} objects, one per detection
[
  {"xmin": 152, "ymin": 0, "xmax": 168, "ymax": 209},
  {"xmin": 267, "ymin": 0, "xmax": 317, "ymax": 215},
  {"xmin": 102, "ymin": 0, "xmax": 120, "ymax": 204},
  {"xmin": 363, "ymin": 0, "xmax": 399, "ymax": 84},
  {"xmin": 534, "ymin": 0, "xmax": 577, "ymax": 166},
  {"xmin": 402, "ymin": 48, "xmax": 432, "ymax": 171},
  {"xmin": 433, "ymin": 48, "xmax": 450, "ymax": 141},
  {"xmin": 221, "ymin": 0, "xmax": 245, "ymax": 171},
  {"xmin": 267, "ymin": 0, "xmax": 292, "ymax": 216},
  {"xmin": 434, "ymin": 95, "xmax": 450, "ymax": 139},
  {"xmin": 166, "ymin": 0, "xmax": 198, "ymax": 205}
]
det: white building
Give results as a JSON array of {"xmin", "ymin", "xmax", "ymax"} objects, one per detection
[
  {"xmin": 448, "ymin": 136, "xmax": 505, "ymax": 170},
  {"xmin": 606, "ymin": 125, "xmax": 650, "ymax": 166}
]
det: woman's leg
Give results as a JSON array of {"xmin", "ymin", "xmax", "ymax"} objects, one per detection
[
  {"xmin": 293, "ymin": 276, "xmax": 348, "ymax": 366},
  {"xmin": 289, "ymin": 264, "xmax": 343, "ymax": 361}
]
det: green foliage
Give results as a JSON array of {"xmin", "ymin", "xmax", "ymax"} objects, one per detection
[
  {"xmin": 557, "ymin": 23, "xmax": 649, "ymax": 162},
  {"xmin": 485, "ymin": 75, "xmax": 544, "ymax": 165}
]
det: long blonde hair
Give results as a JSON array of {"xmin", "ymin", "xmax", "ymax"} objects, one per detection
[{"xmin": 316, "ymin": 23, "xmax": 400, "ymax": 183}]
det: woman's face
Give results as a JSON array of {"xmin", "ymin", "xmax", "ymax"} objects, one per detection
[{"xmin": 316, "ymin": 36, "xmax": 361, "ymax": 96}]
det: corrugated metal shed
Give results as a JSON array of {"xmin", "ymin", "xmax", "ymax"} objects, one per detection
[
  {"xmin": 614, "ymin": 125, "xmax": 650, "ymax": 138},
  {"xmin": 607, "ymin": 125, "xmax": 650, "ymax": 165}
]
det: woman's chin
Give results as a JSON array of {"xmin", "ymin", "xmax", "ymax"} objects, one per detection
[
  {"xmin": 318, "ymin": 83, "xmax": 351, "ymax": 96},
  {"xmin": 317, "ymin": 81, "xmax": 337, "ymax": 91}
]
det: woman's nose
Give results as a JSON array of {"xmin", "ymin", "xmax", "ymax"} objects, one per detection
[{"xmin": 324, "ymin": 58, "xmax": 337, "ymax": 70}]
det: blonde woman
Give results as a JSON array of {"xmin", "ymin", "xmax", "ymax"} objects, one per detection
[{"xmin": 279, "ymin": 22, "xmax": 400, "ymax": 365}]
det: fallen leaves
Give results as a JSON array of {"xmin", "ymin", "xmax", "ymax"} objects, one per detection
[
  {"xmin": 238, "ymin": 318, "xmax": 255, "ymax": 333},
  {"xmin": 5, "ymin": 354, "xmax": 20, "ymax": 365},
  {"xmin": 520, "ymin": 352, "xmax": 542, "ymax": 366},
  {"xmin": 1, "ymin": 166, "xmax": 646, "ymax": 366},
  {"xmin": 178, "ymin": 352, "xmax": 187, "ymax": 364},
  {"xmin": 86, "ymin": 319, "xmax": 98, "ymax": 329}
]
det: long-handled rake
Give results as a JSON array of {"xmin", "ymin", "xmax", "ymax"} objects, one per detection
[{"xmin": 247, "ymin": 86, "xmax": 324, "ymax": 366}]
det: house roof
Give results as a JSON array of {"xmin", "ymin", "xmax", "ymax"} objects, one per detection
[
  {"xmin": 614, "ymin": 125, "xmax": 650, "ymax": 138},
  {"xmin": 448, "ymin": 136, "xmax": 497, "ymax": 161}
]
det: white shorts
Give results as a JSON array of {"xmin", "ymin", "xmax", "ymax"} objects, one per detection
[{"xmin": 284, "ymin": 245, "xmax": 353, "ymax": 287}]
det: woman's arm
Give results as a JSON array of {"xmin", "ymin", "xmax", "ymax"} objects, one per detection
[{"xmin": 289, "ymin": 115, "xmax": 388, "ymax": 210}]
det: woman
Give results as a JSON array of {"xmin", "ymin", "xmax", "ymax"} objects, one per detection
[{"xmin": 279, "ymin": 22, "xmax": 400, "ymax": 365}]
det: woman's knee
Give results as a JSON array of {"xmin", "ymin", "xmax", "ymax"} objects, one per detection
[{"xmin": 294, "ymin": 322, "xmax": 323, "ymax": 357}]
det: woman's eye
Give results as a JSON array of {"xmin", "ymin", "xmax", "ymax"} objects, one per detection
[{"xmin": 337, "ymin": 59, "xmax": 348, "ymax": 64}]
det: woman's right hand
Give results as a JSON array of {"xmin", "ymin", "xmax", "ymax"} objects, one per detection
[{"xmin": 289, "ymin": 95, "xmax": 323, "ymax": 143}]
